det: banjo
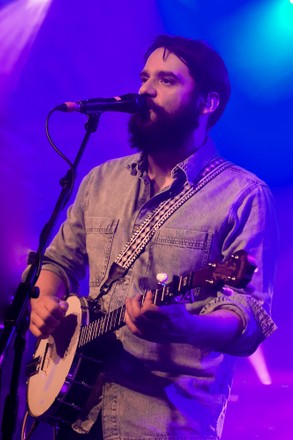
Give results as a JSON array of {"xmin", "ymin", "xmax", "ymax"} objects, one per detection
[{"xmin": 26, "ymin": 250, "xmax": 256, "ymax": 426}]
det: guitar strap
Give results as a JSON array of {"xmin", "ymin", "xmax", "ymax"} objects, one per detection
[{"xmin": 97, "ymin": 156, "xmax": 232, "ymax": 299}]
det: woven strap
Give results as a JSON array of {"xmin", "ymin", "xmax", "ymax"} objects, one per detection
[{"xmin": 98, "ymin": 157, "xmax": 231, "ymax": 297}]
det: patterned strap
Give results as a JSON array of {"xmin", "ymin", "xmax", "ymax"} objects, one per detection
[{"xmin": 98, "ymin": 157, "xmax": 231, "ymax": 298}]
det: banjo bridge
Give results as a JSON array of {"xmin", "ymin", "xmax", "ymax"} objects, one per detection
[
  {"xmin": 26, "ymin": 340, "xmax": 53, "ymax": 379},
  {"xmin": 26, "ymin": 356, "xmax": 42, "ymax": 378}
]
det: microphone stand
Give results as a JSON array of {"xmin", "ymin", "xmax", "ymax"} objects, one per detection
[{"xmin": 0, "ymin": 113, "xmax": 100, "ymax": 440}]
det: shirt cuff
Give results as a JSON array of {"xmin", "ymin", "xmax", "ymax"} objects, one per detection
[{"xmin": 200, "ymin": 293, "xmax": 277, "ymax": 356}]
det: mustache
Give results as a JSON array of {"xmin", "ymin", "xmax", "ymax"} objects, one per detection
[{"xmin": 143, "ymin": 98, "xmax": 163, "ymax": 113}]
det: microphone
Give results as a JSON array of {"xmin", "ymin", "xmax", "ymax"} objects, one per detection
[{"xmin": 55, "ymin": 93, "xmax": 146, "ymax": 114}]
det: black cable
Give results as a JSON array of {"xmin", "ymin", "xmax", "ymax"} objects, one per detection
[{"xmin": 45, "ymin": 107, "xmax": 74, "ymax": 168}]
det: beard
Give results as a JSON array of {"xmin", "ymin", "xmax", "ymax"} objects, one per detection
[{"xmin": 128, "ymin": 94, "xmax": 201, "ymax": 154}]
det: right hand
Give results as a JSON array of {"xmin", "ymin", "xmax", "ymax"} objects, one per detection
[{"xmin": 29, "ymin": 295, "xmax": 69, "ymax": 338}]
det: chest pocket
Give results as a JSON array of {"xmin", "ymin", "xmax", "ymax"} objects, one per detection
[
  {"xmin": 85, "ymin": 216, "xmax": 119, "ymax": 292},
  {"xmin": 142, "ymin": 228, "xmax": 212, "ymax": 290}
]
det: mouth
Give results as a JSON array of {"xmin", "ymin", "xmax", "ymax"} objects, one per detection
[
  {"xmin": 147, "ymin": 100, "xmax": 159, "ymax": 111},
  {"xmin": 136, "ymin": 98, "xmax": 163, "ymax": 122},
  {"xmin": 137, "ymin": 103, "xmax": 157, "ymax": 121},
  {"xmin": 146, "ymin": 100, "xmax": 163, "ymax": 117}
]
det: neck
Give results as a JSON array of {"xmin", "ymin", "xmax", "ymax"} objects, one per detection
[{"xmin": 147, "ymin": 128, "xmax": 208, "ymax": 194}]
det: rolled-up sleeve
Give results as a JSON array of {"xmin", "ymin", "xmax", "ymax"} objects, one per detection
[
  {"xmin": 201, "ymin": 180, "xmax": 278, "ymax": 356},
  {"xmin": 200, "ymin": 292, "xmax": 277, "ymax": 356}
]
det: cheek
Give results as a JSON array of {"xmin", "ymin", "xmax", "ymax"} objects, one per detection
[
  {"xmin": 161, "ymin": 94, "xmax": 182, "ymax": 113},
  {"xmin": 165, "ymin": 87, "xmax": 195, "ymax": 112},
  {"xmin": 165, "ymin": 98, "xmax": 187, "ymax": 115}
]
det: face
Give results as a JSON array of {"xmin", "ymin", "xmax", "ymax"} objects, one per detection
[
  {"xmin": 129, "ymin": 47, "xmax": 202, "ymax": 153},
  {"xmin": 139, "ymin": 47, "xmax": 196, "ymax": 118}
]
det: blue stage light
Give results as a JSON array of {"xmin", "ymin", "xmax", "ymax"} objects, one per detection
[{"xmin": 211, "ymin": 0, "xmax": 293, "ymax": 101}]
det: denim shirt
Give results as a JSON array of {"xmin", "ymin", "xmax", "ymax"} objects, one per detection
[{"xmin": 43, "ymin": 138, "xmax": 277, "ymax": 439}]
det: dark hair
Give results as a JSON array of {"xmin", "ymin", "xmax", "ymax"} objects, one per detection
[{"xmin": 144, "ymin": 35, "xmax": 231, "ymax": 127}]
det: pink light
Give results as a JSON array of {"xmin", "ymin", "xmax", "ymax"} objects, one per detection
[
  {"xmin": 0, "ymin": 0, "xmax": 52, "ymax": 89},
  {"xmin": 248, "ymin": 345, "xmax": 272, "ymax": 385}
]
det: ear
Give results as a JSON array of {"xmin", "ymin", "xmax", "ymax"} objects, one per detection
[{"xmin": 200, "ymin": 92, "xmax": 220, "ymax": 116}]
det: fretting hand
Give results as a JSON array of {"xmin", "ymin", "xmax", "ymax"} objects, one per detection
[{"xmin": 125, "ymin": 291, "xmax": 196, "ymax": 343}]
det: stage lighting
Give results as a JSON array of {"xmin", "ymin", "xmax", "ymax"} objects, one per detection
[
  {"xmin": 214, "ymin": 0, "xmax": 293, "ymax": 100},
  {"xmin": 0, "ymin": 0, "xmax": 52, "ymax": 81}
]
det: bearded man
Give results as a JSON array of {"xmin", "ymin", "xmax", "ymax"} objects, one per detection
[{"xmin": 28, "ymin": 35, "xmax": 277, "ymax": 440}]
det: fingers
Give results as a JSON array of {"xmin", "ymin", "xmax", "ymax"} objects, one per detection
[
  {"xmin": 124, "ymin": 292, "xmax": 191, "ymax": 343},
  {"xmin": 125, "ymin": 292, "xmax": 164, "ymax": 339},
  {"xmin": 29, "ymin": 296, "xmax": 68, "ymax": 338},
  {"xmin": 125, "ymin": 293, "xmax": 148, "ymax": 337},
  {"xmin": 141, "ymin": 291, "xmax": 155, "ymax": 308},
  {"xmin": 125, "ymin": 294, "xmax": 143, "ymax": 337}
]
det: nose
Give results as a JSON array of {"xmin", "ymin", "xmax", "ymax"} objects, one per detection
[{"xmin": 139, "ymin": 78, "xmax": 157, "ymax": 97}]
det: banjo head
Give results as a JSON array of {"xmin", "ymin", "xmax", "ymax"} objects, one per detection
[{"xmin": 27, "ymin": 295, "xmax": 85, "ymax": 418}]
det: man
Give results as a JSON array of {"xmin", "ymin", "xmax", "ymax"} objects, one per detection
[{"xmin": 29, "ymin": 35, "xmax": 278, "ymax": 439}]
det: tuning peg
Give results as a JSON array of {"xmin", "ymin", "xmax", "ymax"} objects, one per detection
[
  {"xmin": 156, "ymin": 273, "xmax": 168, "ymax": 285},
  {"xmin": 205, "ymin": 279, "xmax": 214, "ymax": 285},
  {"xmin": 222, "ymin": 286, "xmax": 233, "ymax": 296}
]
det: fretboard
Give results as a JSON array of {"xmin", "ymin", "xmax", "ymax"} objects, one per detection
[{"xmin": 78, "ymin": 304, "xmax": 126, "ymax": 348}]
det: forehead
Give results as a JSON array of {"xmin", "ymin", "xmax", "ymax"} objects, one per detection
[{"xmin": 143, "ymin": 47, "xmax": 193, "ymax": 80}]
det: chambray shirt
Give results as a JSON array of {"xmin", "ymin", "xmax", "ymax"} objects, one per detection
[{"xmin": 43, "ymin": 138, "xmax": 277, "ymax": 439}]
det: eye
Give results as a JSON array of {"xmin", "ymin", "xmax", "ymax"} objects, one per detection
[{"xmin": 160, "ymin": 77, "xmax": 176, "ymax": 86}]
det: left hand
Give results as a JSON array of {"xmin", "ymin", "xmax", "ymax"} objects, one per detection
[{"xmin": 125, "ymin": 291, "xmax": 196, "ymax": 343}]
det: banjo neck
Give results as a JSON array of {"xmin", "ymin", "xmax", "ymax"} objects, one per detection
[{"xmin": 78, "ymin": 249, "xmax": 256, "ymax": 348}]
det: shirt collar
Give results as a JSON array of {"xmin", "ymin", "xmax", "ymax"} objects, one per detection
[
  {"xmin": 175, "ymin": 136, "xmax": 219, "ymax": 184},
  {"xmin": 126, "ymin": 137, "xmax": 219, "ymax": 183},
  {"xmin": 126, "ymin": 153, "xmax": 148, "ymax": 177}
]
